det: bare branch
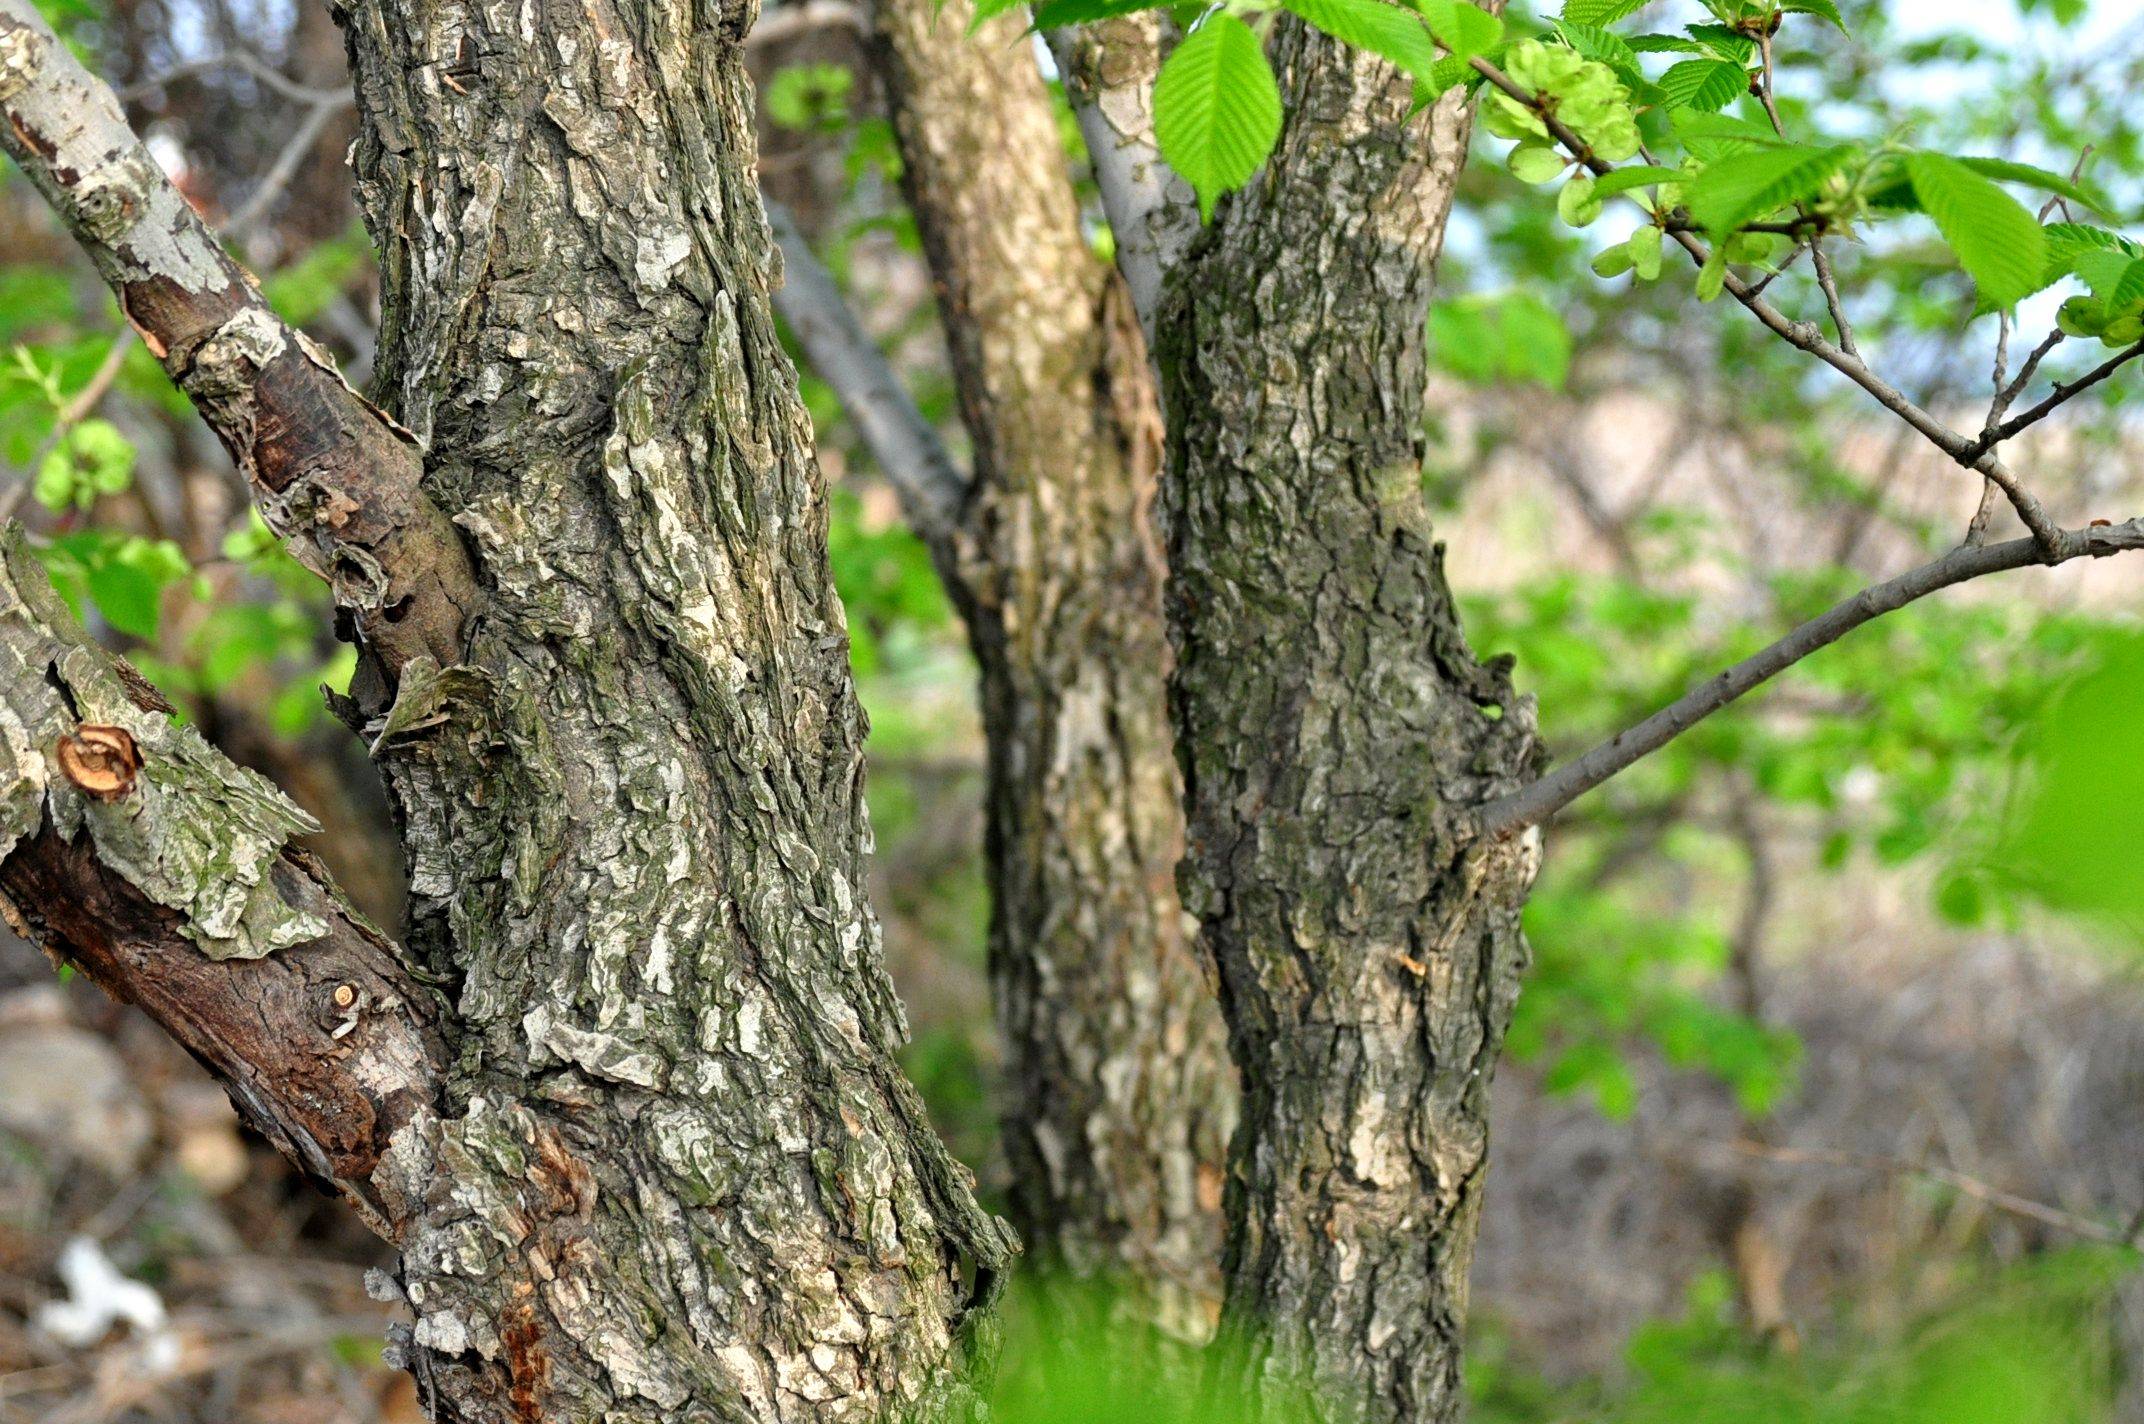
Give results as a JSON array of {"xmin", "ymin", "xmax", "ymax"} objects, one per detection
[
  {"xmin": 0, "ymin": 0, "xmax": 475, "ymax": 686},
  {"xmin": 1810, "ymin": 242, "xmax": 1858, "ymax": 356},
  {"xmin": 222, "ymin": 92, "xmax": 349, "ymax": 239},
  {"xmin": 1468, "ymin": 55, "xmax": 2070, "ymax": 558},
  {"xmin": 1964, "ymin": 339, "xmax": 2144, "ymax": 462},
  {"xmin": 0, "ymin": 529, "xmax": 444, "ymax": 1243},
  {"xmin": 1989, "ymin": 329, "xmax": 2065, "ymax": 428},
  {"xmin": 118, "ymin": 48, "xmax": 349, "ymax": 107},
  {"xmin": 1476, "ymin": 516, "xmax": 2144, "ymax": 835},
  {"xmin": 766, "ymin": 202, "xmax": 969, "ymax": 553},
  {"xmin": 1045, "ymin": 18, "xmax": 1196, "ymax": 342},
  {"xmin": 1706, "ymin": 1137, "xmax": 2141, "ymax": 1247}
]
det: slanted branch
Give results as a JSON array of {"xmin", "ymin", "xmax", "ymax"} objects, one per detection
[
  {"xmin": 0, "ymin": 529, "xmax": 444, "ymax": 1241},
  {"xmin": 0, "ymin": 0, "xmax": 475, "ymax": 691}
]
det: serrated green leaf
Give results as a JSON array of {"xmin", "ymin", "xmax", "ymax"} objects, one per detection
[
  {"xmin": 1684, "ymin": 22, "xmax": 1756, "ymax": 60},
  {"xmin": 1554, "ymin": 19, "xmax": 1635, "ymax": 64},
  {"xmin": 1686, "ymin": 143, "xmax": 1850, "ymax": 235},
  {"xmin": 1782, "ymin": 0, "xmax": 1846, "ymax": 31},
  {"xmin": 1285, "ymin": 0, "xmax": 1439, "ymax": 82},
  {"xmin": 1412, "ymin": 0, "xmax": 1502, "ymax": 58},
  {"xmin": 1953, "ymin": 155, "xmax": 2111, "ymax": 217},
  {"xmin": 1627, "ymin": 32, "xmax": 1703, "ymax": 51},
  {"xmin": 1558, "ymin": 0, "xmax": 1647, "ymax": 25},
  {"xmin": 1658, "ymin": 57, "xmax": 1747, "ymax": 113},
  {"xmin": 1671, "ymin": 110, "xmax": 1790, "ymax": 161},
  {"xmin": 2046, "ymin": 222, "xmax": 2141, "ymax": 263},
  {"xmin": 1905, "ymin": 151, "xmax": 2049, "ymax": 309},
  {"xmin": 1416, "ymin": 50, "xmax": 1483, "ymax": 102},
  {"xmin": 1153, "ymin": 13, "xmax": 1283, "ymax": 220}
]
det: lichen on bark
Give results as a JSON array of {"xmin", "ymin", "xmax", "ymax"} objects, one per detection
[
  {"xmin": 318, "ymin": 0, "xmax": 1017, "ymax": 1416},
  {"xmin": 1152, "ymin": 19, "xmax": 1542, "ymax": 1424},
  {"xmin": 0, "ymin": 532, "xmax": 327, "ymax": 960},
  {"xmin": 868, "ymin": 0, "xmax": 1235, "ymax": 1342}
]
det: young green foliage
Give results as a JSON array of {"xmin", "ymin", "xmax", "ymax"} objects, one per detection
[{"xmin": 1152, "ymin": 11, "xmax": 1284, "ymax": 218}]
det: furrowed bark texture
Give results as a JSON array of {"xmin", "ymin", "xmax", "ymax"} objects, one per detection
[
  {"xmin": 1153, "ymin": 23, "xmax": 1541, "ymax": 1423},
  {"xmin": 325, "ymin": 1, "xmax": 1014, "ymax": 1419},
  {"xmin": 868, "ymin": 0, "xmax": 1233, "ymax": 1341},
  {"xmin": 0, "ymin": 532, "xmax": 447, "ymax": 1243}
]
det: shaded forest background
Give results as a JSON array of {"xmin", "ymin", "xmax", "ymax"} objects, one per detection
[{"xmin": 2, "ymin": 0, "xmax": 2143, "ymax": 1417}]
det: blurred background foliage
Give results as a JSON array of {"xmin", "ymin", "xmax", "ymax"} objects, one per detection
[{"xmin": 1, "ymin": 0, "xmax": 2143, "ymax": 1418}]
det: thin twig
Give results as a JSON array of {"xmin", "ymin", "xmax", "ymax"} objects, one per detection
[
  {"xmin": 1714, "ymin": 1138, "xmax": 2140, "ymax": 1246},
  {"xmin": 1989, "ymin": 330, "xmax": 2065, "ymax": 427},
  {"xmin": 222, "ymin": 96, "xmax": 346, "ymax": 239},
  {"xmin": 1468, "ymin": 55, "xmax": 2073, "ymax": 558},
  {"xmin": 119, "ymin": 49, "xmax": 348, "ymax": 107},
  {"xmin": 1809, "ymin": 243, "xmax": 1858, "ymax": 356},
  {"xmin": 1475, "ymin": 516, "xmax": 2144, "ymax": 835},
  {"xmin": 0, "ymin": 330, "xmax": 136, "ymax": 521},
  {"xmin": 1963, "ymin": 340, "xmax": 2144, "ymax": 462}
]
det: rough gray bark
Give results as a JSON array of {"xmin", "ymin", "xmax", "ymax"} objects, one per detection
[
  {"xmin": 316, "ymin": 1, "xmax": 1018, "ymax": 1417},
  {"xmin": 1151, "ymin": 21, "xmax": 1541, "ymax": 1423},
  {"xmin": 2, "ymin": 0, "xmax": 1017, "ymax": 1417},
  {"xmin": 0, "ymin": 529, "xmax": 447, "ymax": 1244},
  {"xmin": 865, "ymin": 0, "xmax": 1233, "ymax": 1342}
]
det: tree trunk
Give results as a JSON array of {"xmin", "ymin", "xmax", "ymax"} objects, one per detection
[
  {"xmin": 1153, "ymin": 22, "xmax": 1542, "ymax": 1423},
  {"xmin": 865, "ymin": 0, "xmax": 1233, "ymax": 1342},
  {"xmin": 322, "ymin": 1, "xmax": 1019, "ymax": 1416},
  {"xmin": 0, "ymin": 0, "xmax": 1016, "ymax": 1415}
]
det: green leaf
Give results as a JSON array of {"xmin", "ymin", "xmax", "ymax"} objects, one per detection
[
  {"xmin": 1782, "ymin": 0, "xmax": 1846, "ymax": 31},
  {"xmin": 1553, "ymin": 19, "xmax": 1635, "ymax": 65},
  {"xmin": 1626, "ymin": 32, "xmax": 1702, "ymax": 52},
  {"xmin": 1628, "ymin": 223, "xmax": 1663, "ymax": 278},
  {"xmin": 1284, "ymin": 0, "xmax": 1439, "ymax": 82},
  {"xmin": 1153, "ymin": 12, "xmax": 1284, "ymax": 221},
  {"xmin": 1695, "ymin": 246, "xmax": 1727, "ymax": 300},
  {"xmin": 1591, "ymin": 240, "xmax": 1635, "ymax": 276},
  {"xmin": 1683, "ymin": 22, "xmax": 1756, "ymax": 60},
  {"xmin": 1558, "ymin": 173, "xmax": 1602, "ymax": 225},
  {"xmin": 1671, "ymin": 110, "xmax": 1790, "ymax": 160},
  {"xmin": 1590, "ymin": 164, "xmax": 1683, "ymax": 197},
  {"xmin": 1411, "ymin": 0, "xmax": 1502, "ymax": 58},
  {"xmin": 1905, "ymin": 151, "xmax": 2049, "ymax": 310},
  {"xmin": 1658, "ymin": 57, "xmax": 1747, "ymax": 113},
  {"xmin": 1028, "ymin": 0, "xmax": 1165, "ymax": 26},
  {"xmin": 1509, "ymin": 143, "xmax": 1568, "ymax": 183},
  {"xmin": 1685, "ymin": 143, "xmax": 1850, "ymax": 235},
  {"xmin": 1952, "ymin": 155, "xmax": 2110, "ymax": 217},
  {"xmin": 966, "ymin": 0, "xmax": 1026, "ymax": 24},
  {"xmin": 1558, "ymin": 0, "xmax": 1648, "ymax": 26}
]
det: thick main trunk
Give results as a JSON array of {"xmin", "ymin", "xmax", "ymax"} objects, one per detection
[
  {"xmin": 1154, "ymin": 22, "xmax": 1540, "ymax": 1423},
  {"xmin": 867, "ymin": 0, "xmax": 1233, "ymax": 1341},
  {"xmin": 318, "ymin": 2, "xmax": 1012, "ymax": 1418}
]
